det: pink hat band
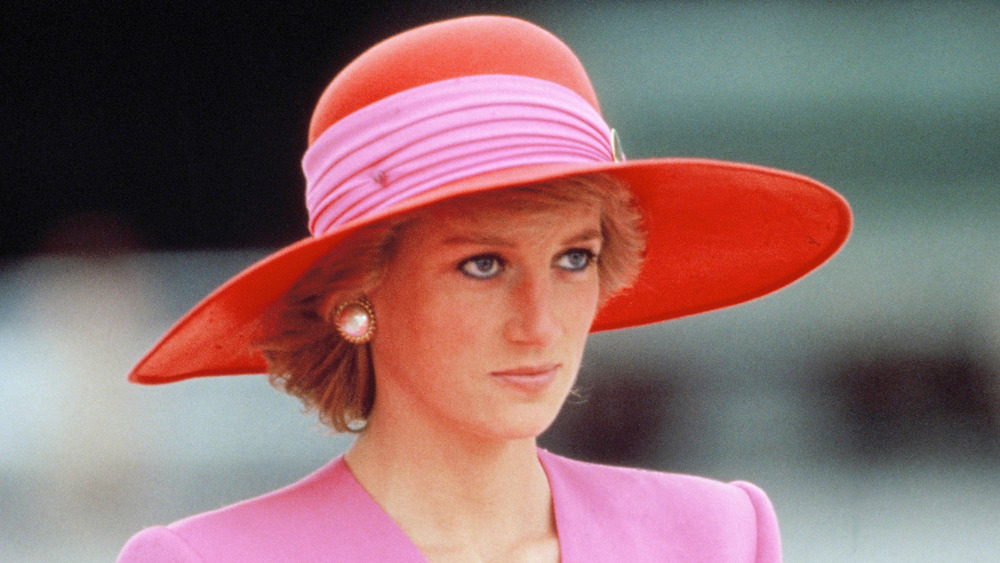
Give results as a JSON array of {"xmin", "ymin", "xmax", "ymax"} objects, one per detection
[{"xmin": 303, "ymin": 74, "xmax": 615, "ymax": 236}]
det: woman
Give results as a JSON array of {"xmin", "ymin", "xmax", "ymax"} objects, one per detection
[{"xmin": 119, "ymin": 15, "xmax": 850, "ymax": 562}]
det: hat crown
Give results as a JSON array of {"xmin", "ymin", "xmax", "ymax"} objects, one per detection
[{"xmin": 308, "ymin": 16, "xmax": 600, "ymax": 144}]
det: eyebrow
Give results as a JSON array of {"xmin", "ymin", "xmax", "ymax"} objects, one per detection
[{"xmin": 442, "ymin": 228, "xmax": 603, "ymax": 247}]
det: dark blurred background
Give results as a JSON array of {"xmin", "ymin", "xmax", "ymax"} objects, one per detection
[
  {"xmin": 3, "ymin": 2, "xmax": 999, "ymax": 561},
  {"xmin": 4, "ymin": 1, "xmax": 546, "ymax": 258},
  {"xmin": 6, "ymin": 1, "xmax": 999, "ymax": 260}
]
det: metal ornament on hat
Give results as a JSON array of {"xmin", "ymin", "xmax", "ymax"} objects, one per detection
[
  {"xmin": 333, "ymin": 297, "xmax": 376, "ymax": 344},
  {"xmin": 611, "ymin": 128, "xmax": 626, "ymax": 162}
]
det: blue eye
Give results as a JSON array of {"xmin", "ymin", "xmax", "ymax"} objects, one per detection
[
  {"xmin": 459, "ymin": 254, "xmax": 503, "ymax": 279},
  {"xmin": 557, "ymin": 249, "xmax": 596, "ymax": 272}
]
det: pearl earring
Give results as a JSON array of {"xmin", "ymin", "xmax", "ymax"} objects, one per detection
[{"xmin": 333, "ymin": 296, "xmax": 376, "ymax": 344}]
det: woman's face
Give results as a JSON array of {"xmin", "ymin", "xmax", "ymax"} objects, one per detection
[{"xmin": 367, "ymin": 196, "xmax": 603, "ymax": 443}]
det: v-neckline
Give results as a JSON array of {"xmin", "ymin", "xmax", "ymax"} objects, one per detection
[{"xmin": 334, "ymin": 448, "xmax": 567, "ymax": 562}]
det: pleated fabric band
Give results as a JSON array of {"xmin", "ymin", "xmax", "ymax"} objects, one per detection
[{"xmin": 303, "ymin": 74, "xmax": 615, "ymax": 236}]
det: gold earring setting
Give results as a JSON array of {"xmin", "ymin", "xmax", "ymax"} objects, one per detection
[{"xmin": 333, "ymin": 297, "xmax": 375, "ymax": 344}]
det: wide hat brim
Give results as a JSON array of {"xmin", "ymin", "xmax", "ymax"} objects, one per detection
[{"xmin": 130, "ymin": 157, "xmax": 850, "ymax": 384}]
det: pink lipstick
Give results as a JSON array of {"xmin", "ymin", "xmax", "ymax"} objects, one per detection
[{"xmin": 490, "ymin": 364, "xmax": 561, "ymax": 393}]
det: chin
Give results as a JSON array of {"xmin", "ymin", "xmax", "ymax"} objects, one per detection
[{"xmin": 472, "ymin": 402, "xmax": 566, "ymax": 443}]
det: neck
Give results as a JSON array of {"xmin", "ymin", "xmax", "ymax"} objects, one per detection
[{"xmin": 345, "ymin": 407, "xmax": 556, "ymax": 558}]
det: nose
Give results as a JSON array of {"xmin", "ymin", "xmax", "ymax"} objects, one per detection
[{"xmin": 503, "ymin": 271, "xmax": 561, "ymax": 347}]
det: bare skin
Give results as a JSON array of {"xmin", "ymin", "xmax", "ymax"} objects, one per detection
[{"xmin": 346, "ymin": 198, "xmax": 604, "ymax": 562}]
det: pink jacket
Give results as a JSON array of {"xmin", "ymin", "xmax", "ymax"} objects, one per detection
[{"xmin": 118, "ymin": 450, "xmax": 780, "ymax": 562}]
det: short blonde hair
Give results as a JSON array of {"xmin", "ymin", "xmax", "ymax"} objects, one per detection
[{"xmin": 258, "ymin": 174, "xmax": 646, "ymax": 432}]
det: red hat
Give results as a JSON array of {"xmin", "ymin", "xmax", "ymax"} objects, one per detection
[{"xmin": 130, "ymin": 16, "xmax": 851, "ymax": 384}]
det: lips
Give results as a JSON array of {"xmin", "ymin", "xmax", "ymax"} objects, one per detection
[{"xmin": 490, "ymin": 363, "xmax": 561, "ymax": 393}]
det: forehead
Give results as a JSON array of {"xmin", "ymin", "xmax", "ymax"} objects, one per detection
[{"xmin": 416, "ymin": 189, "xmax": 602, "ymax": 239}]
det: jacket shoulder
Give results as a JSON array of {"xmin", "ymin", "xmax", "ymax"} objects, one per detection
[
  {"xmin": 117, "ymin": 456, "xmax": 425, "ymax": 562},
  {"xmin": 539, "ymin": 451, "xmax": 781, "ymax": 562},
  {"xmin": 117, "ymin": 526, "xmax": 204, "ymax": 563},
  {"xmin": 117, "ymin": 462, "xmax": 334, "ymax": 562}
]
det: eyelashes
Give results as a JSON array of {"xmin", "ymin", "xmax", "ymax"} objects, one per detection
[
  {"xmin": 556, "ymin": 249, "xmax": 596, "ymax": 272},
  {"xmin": 460, "ymin": 254, "xmax": 503, "ymax": 279},
  {"xmin": 458, "ymin": 249, "xmax": 598, "ymax": 280}
]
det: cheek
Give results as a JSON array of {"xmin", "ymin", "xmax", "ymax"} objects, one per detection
[
  {"xmin": 378, "ymin": 285, "xmax": 494, "ymax": 369},
  {"xmin": 562, "ymin": 279, "xmax": 601, "ymax": 330},
  {"xmin": 420, "ymin": 291, "xmax": 503, "ymax": 354}
]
